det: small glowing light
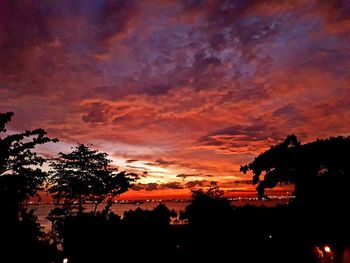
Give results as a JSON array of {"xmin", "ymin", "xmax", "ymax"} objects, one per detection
[
  {"xmin": 324, "ymin": 246, "xmax": 331, "ymax": 253},
  {"xmin": 63, "ymin": 258, "xmax": 68, "ymax": 263},
  {"xmin": 269, "ymin": 235, "xmax": 272, "ymax": 239}
]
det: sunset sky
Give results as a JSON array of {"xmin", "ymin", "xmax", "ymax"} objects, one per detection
[{"xmin": 1, "ymin": 0, "xmax": 350, "ymax": 199}]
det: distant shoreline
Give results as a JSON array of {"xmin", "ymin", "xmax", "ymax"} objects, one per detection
[{"xmin": 25, "ymin": 195, "xmax": 294, "ymax": 206}]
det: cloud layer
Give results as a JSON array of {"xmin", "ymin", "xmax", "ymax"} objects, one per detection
[{"xmin": 1, "ymin": 0, "xmax": 350, "ymax": 198}]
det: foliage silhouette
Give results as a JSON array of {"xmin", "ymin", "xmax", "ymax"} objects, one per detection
[
  {"xmin": 0, "ymin": 112, "xmax": 58, "ymax": 262},
  {"xmin": 55, "ymin": 204, "xmax": 177, "ymax": 263},
  {"xmin": 0, "ymin": 112, "xmax": 58, "ymax": 216},
  {"xmin": 241, "ymin": 134, "xmax": 350, "ymax": 259},
  {"xmin": 49, "ymin": 143, "xmax": 138, "ymax": 214},
  {"xmin": 180, "ymin": 187, "xmax": 231, "ymax": 225},
  {"xmin": 241, "ymin": 135, "xmax": 350, "ymax": 209},
  {"xmin": 178, "ymin": 188, "xmax": 320, "ymax": 263}
]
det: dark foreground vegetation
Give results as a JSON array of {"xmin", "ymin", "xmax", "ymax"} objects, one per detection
[{"xmin": 1, "ymin": 112, "xmax": 350, "ymax": 263}]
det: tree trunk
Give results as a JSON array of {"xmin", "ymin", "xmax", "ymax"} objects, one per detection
[
  {"xmin": 101, "ymin": 199, "xmax": 113, "ymax": 217},
  {"xmin": 93, "ymin": 202, "xmax": 100, "ymax": 215}
]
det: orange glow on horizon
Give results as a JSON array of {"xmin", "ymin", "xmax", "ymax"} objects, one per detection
[{"xmin": 2, "ymin": 0, "xmax": 349, "ymax": 200}]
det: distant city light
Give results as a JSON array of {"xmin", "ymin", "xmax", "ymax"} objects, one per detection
[
  {"xmin": 324, "ymin": 246, "xmax": 331, "ymax": 253},
  {"xmin": 63, "ymin": 258, "xmax": 68, "ymax": 263}
]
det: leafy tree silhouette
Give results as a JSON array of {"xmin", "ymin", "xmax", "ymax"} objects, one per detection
[
  {"xmin": 0, "ymin": 112, "xmax": 58, "ymax": 218},
  {"xmin": 0, "ymin": 112, "xmax": 58, "ymax": 262},
  {"xmin": 240, "ymin": 134, "xmax": 300, "ymax": 200},
  {"xmin": 48, "ymin": 143, "xmax": 138, "ymax": 214},
  {"xmin": 241, "ymin": 135, "xmax": 350, "ymax": 254},
  {"xmin": 180, "ymin": 186, "xmax": 231, "ymax": 225},
  {"xmin": 178, "ymin": 187, "xmax": 235, "ymax": 262},
  {"xmin": 119, "ymin": 204, "xmax": 178, "ymax": 262},
  {"xmin": 57, "ymin": 204, "xmax": 177, "ymax": 263},
  {"xmin": 240, "ymin": 135, "xmax": 350, "ymax": 208}
]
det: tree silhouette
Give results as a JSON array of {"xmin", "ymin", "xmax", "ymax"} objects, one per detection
[
  {"xmin": 48, "ymin": 143, "xmax": 138, "ymax": 214},
  {"xmin": 0, "ymin": 112, "xmax": 58, "ymax": 217},
  {"xmin": 0, "ymin": 112, "xmax": 58, "ymax": 262},
  {"xmin": 180, "ymin": 187, "xmax": 232, "ymax": 225},
  {"xmin": 178, "ymin": 187, "xmax": 236, "ymax": 262},
  {"xmin": 241, "ymin": 135, "xmax": 350, "ymax": 208},
  {"xmin": 59, "ymin": 204, "xmax": 177, "ymax": 263},
  {"xmin": 241, "ymin": 135, "xmax": 350, "ymax": 260},
  {"xmin": 240, "ymin": 134, "xmax": 300, "ymax": 200}
]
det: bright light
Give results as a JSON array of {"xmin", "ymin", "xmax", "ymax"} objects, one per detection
[
  {"xmin": 324, "ymin": 246, "xmax": 331, "ymax": 253},
  {"xmin": 63, "ymin": 258, "xmax": 68, "ymax": 263}
]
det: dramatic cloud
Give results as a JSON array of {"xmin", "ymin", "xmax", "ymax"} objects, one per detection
[
  {"xmin": 126, "ymin": 159, "xmax": 138, "ymax": 163},
  {"xmin": 144, "ymin": 159, "xmax": 176, "ymax": 166},
  {"xmin": 176, "ymin": 174, "xmax": 201, "ymax": 179},
  {"xmin": 162, "ymin": 182, "xmax": 184, "ymax": 190},
  {"xmin": 132, "ymin": 182, "xmax": 184, "ymax": 191},
  {"xmin": 82, "ymin": 102, "xmax": 108, "ymax": 123},
  {"xmin": 186, "ymin": 180, "xmax": 217, "ymax": 188},
  {"xmin": 176, "ymin": 173, "xmax": 213, "ymax": 179},
  {"xmin": 234, "ymin": 180, "xmax": 253, "ymax": 185},
  {"xmin": 197, "ymin": 123, "xmax": 281, "ymax": 154},
  {"xmin": 1, "ymin": 0, "xmax": 350, "ymax": 198},
  {"xmin": 143, "ymin": 183, "xmax": 158, "ymax": 192}
]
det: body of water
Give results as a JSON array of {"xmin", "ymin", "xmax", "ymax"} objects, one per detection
[
  {"xmin": 30, "ymin": 198, "xmax": 290, "ymax": 231},
  {"xmin": 30, "ymin": 202, "xmax": 189, "ymax": 231}
]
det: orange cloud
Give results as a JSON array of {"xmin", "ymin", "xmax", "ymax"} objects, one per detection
[{"xmin": 1, "ymin": 0, "xmax": 350, "ymax": 199}]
